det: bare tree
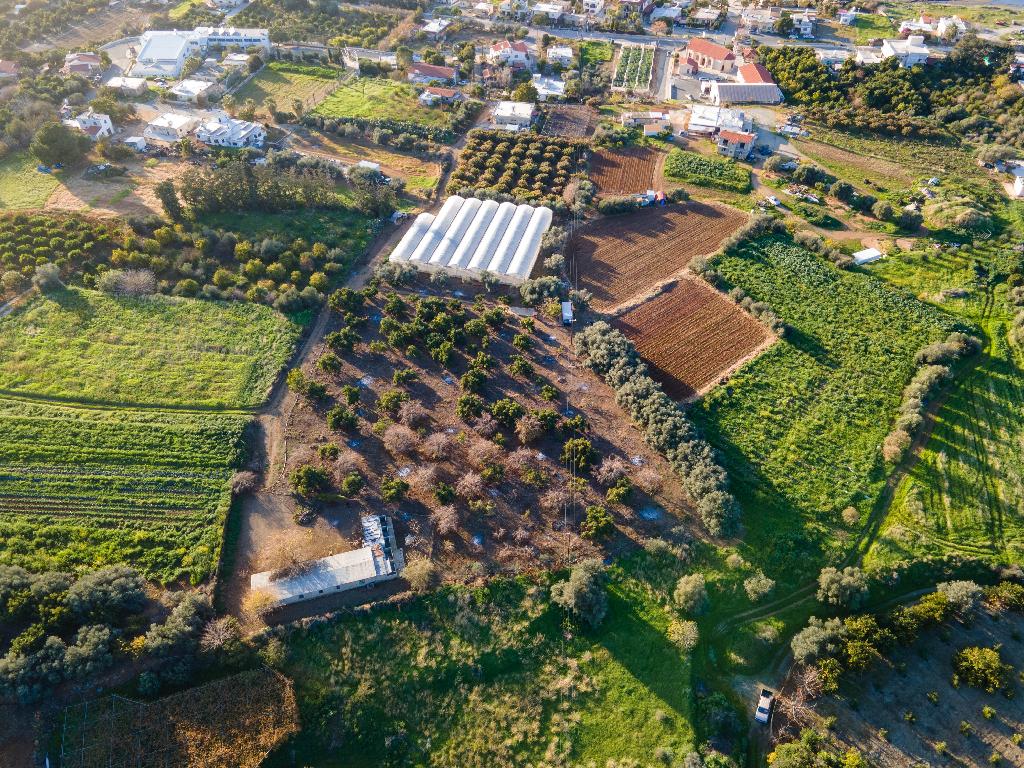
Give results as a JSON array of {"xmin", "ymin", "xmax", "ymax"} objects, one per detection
[
  {"xmin": 431, "ymin": 505, "xmax": 459, "ymax": 537},
  {"xmin": 398, "ymin": 401, "xmax": 431, "ymax": 428},
  {"xmin": 383, "ymin": 424, "xmax": 420, "ymax": 456},
  {"xmin": 422, "ymin": 432, "xmax": 454, "ymax": 461}
]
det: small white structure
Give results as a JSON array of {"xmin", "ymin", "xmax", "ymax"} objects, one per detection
[
  {"xmin": 532, "ymin": 73, "xmax": 565, "ymax": 101},
  {"xmin": 1011, "ymin": 167, "xmax": 1024, "ymax": 198},
  {"xmin": 492, "ymin": 100, "xmax": 535, "ymax": 130},
  {"xmin": 249, "ymin": 515, "xmax": 404, "ymax": 608},
  {"xmin": 144, "ymin": 112, "xmax": 200, "ymax": 142},
  {"xmin": 488, "ymin": 39, "xmax": 533, "ymax": 68},
  {"xmin": 421, "ymin": 18, "xmax": 452, "ymax": 40},
  {"xmin": 880, "ymin": 36, "xmax": 931, "ymax": 67},
  {"xmin": 853, "ymin": 247, "xmax": 883, "ymax": 265},
  {"xmin": 686, "ymin": 104, "xmax": 750, "ymax": 136},
  {"xmin": 123, "ymin": 136, "xmax": 147, "ymax": 151},
  {"xmin": 222, "ymin": 51, "xmax": 253, "ymax": 68},
  {"xmin": 837, "ymin": 9, "xmax": 857, "ymax": 25},
  {"xmin": 546, "ymin": 44, "xmax": 574, "ymax": 67},
  {"xmin": 169, "ymin": 77, "xmax": 224, "ymax": 102},
  {"xmin": 194, "ymin": 113, "xmax": 265, "ymax": 147},
  {"xmin": 389, "ymin": 195, "xmax": 553, "ymax": 285},
  {"xmin": 105, "ymin": 75, "xmax": 148, "ymax": 96},
  {"xmin": 63, "ymin": 109, "xmax": 114, "ymax": 140}
]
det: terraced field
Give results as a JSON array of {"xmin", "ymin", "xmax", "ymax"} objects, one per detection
[{"xmin": 0, "ymin": 399, "xmax": 248, "ymax": 583}]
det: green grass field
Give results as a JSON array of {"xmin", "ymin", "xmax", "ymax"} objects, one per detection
[
  {"xmin": 690, "ymin": 236, "xmax": 966, "ymax": 584},
  {"xmin": 0, "ymin": 288, "xmax": 299, "ymax": 408},
  {"xmin": 313, "ymin": 78, "xmax": 448, "ymax": 126},
  {"xmin": 663, "ymin": 149, "xmax": 752, "ymax": 193},
  {"xmin": 233, "ymin": 61, "xmax": 342, "ymax": 114},
  {"xmin": 273, "ymin": 560, "xmax": 694, "ymax": 767},
  {"xmin": 0, "ymin": 151, "xmax": 61, "ymax": 210},
  {"xmin": 580, "ymin": 40, "xmax": 613, "ymax": 67},
  {"xmin": 830, "ymin": 12, "xmax": 896, "ymax": 44},
  {"xmin": 200, "ymin": 207, "xmax": 374, "ymax": 251},
  {"xmin": 0, "ymin": 398, "xmax": 248, "ymax": 583}
]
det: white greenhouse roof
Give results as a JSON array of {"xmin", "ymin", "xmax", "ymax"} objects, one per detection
[
  {"xmin": 389, "ymin": 195, "xmax": 553, "ymax": 285},
  {"xmin": 853, "ymin": 247, "xmax": 883, "ymax": 265}
]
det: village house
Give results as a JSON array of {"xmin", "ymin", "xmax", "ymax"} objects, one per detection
[
  {"xmin": 407, "ymin": 62, "xmax": 458, "ymax": 84},
  {"xmin": 487, "ymin": 39, "xmax": 533, "ymax": 68},
  {"xmin": 689, "ymin": 6, "xmax": 723, "ymax": 28},
  {"xmin": 685, "ymin": 37, "xmax": 735, "ymax": 74},
  {"xmin": 619, "ymin": 0, "xmax": 654, "ymax": 16},
  {"xmin": 790, "ymin": 9, "xmax": 815, "ymax": 37},
  {"xmin": 546, "ymin": 44, "xmax": 574, "ymax": 67},
  {"xmin": 418, "ymin": 85, "xmax": 462, "ymax": 106},
  {"xmin": 105, "ymin": 75, "xmax": 149, "ymax": 96},
  {"xmin": 492, "ymin": 100, "xmax": 535, "ymax": 131},
  {"xmin": 221, "ymin": 52, "xmax": 253, "ymax": 68},
  {"xmin": 421, "ymin": 18, "xmax": 453, "ymax": 41},
  {"xmin": 61, "ymin": 52, "xmax": 103, "ymax": 76},
  {"xmin": 169, "ymin": 78, "xmax": 225, "ymax": 103},
  {"xmin": 837, "ymin": 8, "xmax": 857, "ymax": 25},
  {"xmin": 739, "ymin": 6, "xmax": 777, "ymax": 33},
  {"xmin": 582, "ymin": 0, "xmax": 605, "ymax": 16},
  {"xmin": 144, "ymin": 112, "xmax": 200, "ymax": 142},
  {"xmin": 194, "ymin": 114, "xmax": 266, "ymax": 148},
  {"xmin": 62, "ymin": 109, "xmax": 114, "ymax": 140},
  {"xmin": 620, "ymin": 110, "xmax": 669, "ymax": 128},
  {"xmin": 898, "ymin": 14, "xmax": 966, "ymax": 39},
  {"xmin": 532, "ymin": 2, "xmax": 567, "ymax": 23},
  {"xmin": 716, "ymin": 129, "xmax": 756, "ymax": 160},
  {"xmin": 816, "ymin": 48, "xmax": 851, "ymax": 68},
  {"xmin": 686, "ymin": 104, "xmax": 751, "ymax": 136},
  {"xmin": 880, "ymin": 35, "xmax": 931, "ymax": 67},
  {"xmin": 532, "ymin": 73, "xmax": 565, "ymax": 101}
]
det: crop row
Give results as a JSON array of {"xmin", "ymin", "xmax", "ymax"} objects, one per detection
[{"xmin": 612, "ymin": 46, "xmax": 653, "ymax": 90}]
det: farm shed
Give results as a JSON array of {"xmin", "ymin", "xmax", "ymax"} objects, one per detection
[
  {"xmin": 249, "ymin": 515, "xmax": 404, "ymax": 607},
  {"xmin": 389, "ymin": 195, "xmax": 553, "ymax": 285},
  {"xmin": 853, "ymin": 247, "xmax": 883, "ymax": 265}
]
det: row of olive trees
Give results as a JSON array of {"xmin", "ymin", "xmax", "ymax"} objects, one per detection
[{"xmin": 574, "ymin": 322, "xmax": 739, "ymax": 536}]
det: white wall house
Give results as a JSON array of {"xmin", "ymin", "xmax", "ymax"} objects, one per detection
[
  {"xmin": 492, "ymin": 100, "xmax": 535, "ymax": 130},
  {"xmin": 105, "ymin": 75, "xmax": 149, "ymax": 96},
  {"xmin": 880, "ymin": 35, "xmax": 931, "ymax": 67},
  {"xmin": 195, "ymin": 114, "xmax": 266, "ymax": 147},
  {"xmin": 582, "ymin": 0, "xmax": 604, "ymax": 15},
  {"xmin": 532, "ymin": 73, "xmax": 565, "ymax": 101},
  {"xmin": 791, "ymin": 10, "xmax": 815, "ymax": 37},
  {"xmin": 144, "ymin": 112, "xmax": 200, "ymax": 142},
  {"xmin": 716, "ymin": 129, "xmax": 756, "ymax": 160},
  {"xmin": 169, "ymin": 78, "xmax": 224, "ymax": 102},
  {"xmin": 63, "ymin": 109, "xmax": 114, "ymax": 140},
  {"xmin": 131, "ymin": 27, "xmax": 269, "ymax": 77},
  {"xmin": 546, "ymin": 44, "xmax": 574, "ymax": 67},
  {"xmin": 487, "ymin": 39, "xmax": 533, "ymax": 67}
]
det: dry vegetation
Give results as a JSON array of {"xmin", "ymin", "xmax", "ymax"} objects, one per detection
[
  {"xmin": 570, "ymin": 203, "xmax": 747, "ymax": 311},
  {"xmin": 542, "ymin": 104, "xmax": 600, "ymax": 138},
  {"xmin": 588, "ymin": 146, "xmax": 665, "ymax": 195},
  {"xmin": 614, "ymin": 276, "xmax": 771, "ymax": 400}
]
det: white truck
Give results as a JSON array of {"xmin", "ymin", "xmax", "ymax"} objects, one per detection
[{"xmin": 754, "ymin": 689, "xmax": 774, "ymax": 724}]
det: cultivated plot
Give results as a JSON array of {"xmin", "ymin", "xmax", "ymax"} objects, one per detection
[
  {"xmin": 615, "ymin": 277, "xmax": 771, "ymax": 400},
  {"xmin": 570, "ymin": 203, "xmax": 747, "ymax": 311},
  {"xmin": 589, "ymin": 146, "xmax": 665, "ymax": 195},
  {"xmin": 542, "ymin": 104, "xmax": 600, "ymax": 138}
]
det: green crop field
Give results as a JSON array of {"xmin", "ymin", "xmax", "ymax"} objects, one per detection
[
  {"xmin": 273, "ymin": 558, "xmax": 694, "ymax": 767},
  {"xmin": 691, "ymin": 237, "xmax": 965, "ymax": 584},
  {"xmin": 0, "ymin": 151, "xmax": 61, "ymax": 210},
  {"xmin": 313, "ymin": 78, "xmax": 448, "ymax": 126},
  {"xmin": 0, "ymin": 288, "xmax": 300, "ymax": 408},
  {"xmin": 233, "ymin": 61, "xmax": 342, "ymax": 114},
  {"xmin": 0, "ymin": 398, "xmax": 248, "ymax": 583},
  {"xmin": 664, "ymin": 149, "xmax": 751, "ymax": 193}
]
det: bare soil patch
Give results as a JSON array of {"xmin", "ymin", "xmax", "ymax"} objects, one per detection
[
  {"xmin": 614, "ymin": 275, "xmax": 771, "ymax": 401},
  {"xmin": 44, "ymin": 159, "xmax": 184, "ymax": 218},
  {"xmin": 570, "ymin": 202, "xmax": 747, "ymax": 311},
  {"xmin": 542, "ymin": 104, "xmax": 600, "ymax": 138},
  {"xmin": 589, "ymin": 146, "xmax": 665, "ymax": 195}
]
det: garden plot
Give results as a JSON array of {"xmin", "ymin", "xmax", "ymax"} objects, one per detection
[
  {"xmin": 542, "ymin": 104, "xmax": 600, "ymax": 138},
  {"xmin": 612, "ymin": 44, "xmax": 655, "ymax": 92},
  {"xmin": 589, "ymin": 147, "xmax": 666, "ymax": 195},
  {"xmin": 570, "ymin": 203, "xmax": 747, "ymax": 311}
]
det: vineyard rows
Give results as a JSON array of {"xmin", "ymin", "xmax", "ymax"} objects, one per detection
[{"xmin": 612, "ymin": 45, "xmax": 654, "ymax": 91}]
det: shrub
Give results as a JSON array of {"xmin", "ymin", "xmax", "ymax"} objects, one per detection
[
  {"xmin": 791, "ymin": 617, "xmax": 846, "ymax": 664},
  {"xmin": 289, "ymin": 464, "xmax": 332, "ymax": 498},
  {"xmin": 667, "ymin": 619, "xmax": 699, "ymax": 652},
  {"xmin": 431, "ymin": 505, "xmax": 459, "ymax": 537},
  {"xmin": 581, "ymin": 505, "xmax": 614, "ymax": 539},
  {"xmin": 326, "ymin": 405, "xmax": 358, "ymax": 431},
  {"xmin": 515, "ymin": 413, "xmax": 544, "ymax": 444},
  {"xmin": 954, "ymin": 646, "xmax": 1011, "ymax": 693},
  {"xmin": 376, "ymin": 388, "xmax": 409, "ymax": 415},
  {"xmin": 937, "ymin": 580, "xmax": 982, "ymax": 617},
  {"xmin": 456, "ymin": 393, "xmax": 485, "ymax": 421},
  {"xmin": 397, "ymin": 400, "xmax": 430, "ymax": 428},
  {"xmin": 744, "ymin": 572, "xmax": 776, "ymax": 603},
  {"xmin": 673, "ymin": 574, "xmax": 708, "ymax": 616},
  {"xmin": 404, "ymin": 559, "xmax": 439, "ymax": 593},
  {"xmin": 455, "ymin": 472, "xmax": 485, "ymax": 499},
  {"xmin": 380, "ymin": 476, "xmax": 409, "ymax": 502},
  {"xmin": 551, "ymin": 559, "xmax": 607, "ymax": 628},
  {"xmin": 491, "ymin": 398, "xmax": 526, "ymax": 428},
  {"xmin": 816, "ymin": 566, "xmax": 869, "ymax": 609},
  {"xmin": 434, "ymin": 481, "xmax": 456, "ymax": 505}
]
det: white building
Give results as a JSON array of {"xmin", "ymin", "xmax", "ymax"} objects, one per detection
[
  {"xmin": 686, "ymin": 104, "xmax": 750, "ymax": 136},
  {"xmin": 341, "ymin": 47, "xmax": 399, "ymax": 71},
  {"xmin": 898, "ymin": 14, "xmax": 966, "ymax": 39},
  {"xmin": 63, "ymin": 109, "xmax": 114, "ymax": 140},
  {"xmin": 716, "ymin": 129, "xmax": 756, "ymax": 160},
  {"xmin": 169, "ymin": 77, "xmax": 224, "ymax": 102},
  {"xmin": 837, "ymin": 9, "xmax": 857, "ymax": 25},
  {"xmin": 195, "ymin": 113, "xmax": 266, "ymax": 147},
  {"xmin": 650, "ymin": 5, "xmax": 682, "ymax": 24},
  {"xmin": 488, "ymin": 39, "xmax": 533, "ymax": 67},
  {"xmin": 194, "ymin": 26, "xmax": 271, "ymax": 51},
  {"xmin": 492, "ymin": 100, "xmax": 535, "ymax": 130},
  {"xmin": 880, "ymin": 35, "xmax": 931, "ymax": 67},
  {"xmin": 389, "ymin": 196, "xmax": 553, "ymax": 285},
  {"xmin": 131, "ymin": 27, "xmax": 269, "ymax": 77},
  {"xmin": 582, "ymin": 0, "xmax": 604, "ymax": 15},
  {"xmin": 854, "ymin": 46, "xmax": 886, "ymax": 66},
  {"xmin": 816, "ymin": 48, "xmax": 851, "ymax": 68},
  {"xmin": 144, "ymin": 112, "xmax": 200, "ymax": 142},
  {"xmin": 532, "ymin": 73, "xmax": 565, "ymax": 101},
  {"xmin": 222, "ymin": 52, "xmax": 253, "ymax": 68},
  {"xmin": 249, "ymin": 515, "xmax": 403, "ymax": 608},
  {"xmin": 123, "ymin": 136, "xmax": 147, "ymax": 151},
  {"xmin": 105, "ymin": 75, "xmax": 149, "ymax": 96},
  {"xmin": 207, "ymin": 0, "xmax": 247, "ymax": 9},
  {"xmin": 532, "ymin": 1, "xmax": 565, "ymax": 22},
  {"xmin": 421, "ymin": 18, "xmax": 452, "ymax": 40},
  {"xmin": 791, "ymin": 10, "xmax": 815, "ymax": 37},
  {"xmin": 546, "ymin": 44, "xmax": 574, "ymax": 67}
]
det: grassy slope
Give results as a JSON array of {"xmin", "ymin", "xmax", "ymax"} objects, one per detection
[
  {"xmin": 233, "ymin": 61, "xmax": 340, "ymax": 112},
  {"xmin": 690, "ymin": 237, "xmax": 965, "ymax": 584},
  {"xmin": 313, "ymin": 78, "xmax": 447, "ymax": 125},
  {"xmin": 0, "ymin": 151, "xmax": 60, "ymax": 209},
  {"xmin": 274, "ymin": 562, "xmax": 694, "ymax": 767},
  {"xmin": 0, "ymin": 287, "xmax": 299, "ymax": 408}
]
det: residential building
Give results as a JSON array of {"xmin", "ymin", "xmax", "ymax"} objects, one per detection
[
  {"xmin": 854, "ymin": 46, "xmax": 885, "ymax": 66},
  {"xmin": 498, "ymin": 0, "xmax": 531, "ymax": 18},
  {"xmin": 421, "ymin": 18, "xmax": 452, "ymax": 40},
  {"xmin": 169, "ymin": 78, "xmax": 224, "ymax": 102},
  {"xmin": 532, "ymin": 1, "xmax": 566, "ymax": 22},
  {"xmin": 222, "ymin": 52, "xmax": 253, "ymax": 68},
  {"xmin": 123, "ymin": 136, "xmax": 147, "ymax": 151},
  {"xmin": 737, "ymin": 62, "xmax": 774, "ymax": 84},
  {"xmin": 144, "ymin": 112, "xmax": 200, "ymax": 142},
  {"xmin": 620, "ymin": 110, "xmax": 669, "ymax": 127},
  {"xmin": 0, "ymin": 60, "xmax": 20, "ymax": 80},
  {"xmin": 740, "ymin": 7, "xmax": 777, "ymax": 32},
  {"xmin": 619, "ymin": 0, "xmax": 653, "ymax": 16},
  {"xmin": 207, "ymin": 0, "xmax": 248, "ymax": 9},
  {"xmin": 341, "ymin": 47, "xmax": 400, "ymax": 71},
  {"xmin": 582, "ymin": 0, "xmax": 605, "ymax": 16},
  {"xmin": 470, "ymin": 1, "xmax": 494, "ymax": 15},
  {"xmin": 837, "ymin": 8, "xmax": 857, "ymax": 24},
  {"xmin": 194, "ymin": 26, "xmax": 271, "ymax": 51},
  {"xmin": 492, "ymin": 100, "xmax": 535, "ymax": 130},
  {"xmin": 407, "ymin": 62, "xmax": 457, "ymax": 84},
  {"xmin": 487, "ymin": 39, "xmax": 533, "ymax": 67},
  {"xmin": 791, "ymin": 10, "xmax": 815, "ymax": 37},
  {"xmin": 1013, "ymin": 167, "xmax": 1024, "ymax": 198},
  {"xmin": 706, "ymin": 80, "xmax": 782, "ymax": 105},
  {"xmin": 898, "ymin": 14, "xmax": 966, "ymax": 39},
  {"xmin": 418, "ymin": 85, "xmax": 462, "ymax": 105},
  {"xmin": 546, "ymin": 44, "xmax": 574, "ymax": 67},
  {"xmin": 816, "ymin": 48, "xmax": 851, "ymax": 68},
  {"xmin": 716, "ymin": 129, "xmax": 755, "ymax": 159},
  {"xmin": 61, "ymin": 52, "xmax": 103, "ymax": 75},
  {"xmin": 62, "ymin": 109, "xmax": 114, "ymax": 140},
  {"xmin": 880, "ymin": 35, "xmax": 930, "ymax": 67},
  {"xmin": 131, "ymin": 27, "xmax": 269, "ymax": 77},
  {"xmin": 195, "ymin": 113, "xmax": 266, "ymax": 147},
  {"xmin": 650, "ymin": 5, "xmax": 683, "ymax": 24},
  {"xmin": 105, "ymin": 75, "xmax": 149, "ymax": 96},
  {"xmin": 936, "ymin": 15, "xmax": 967, "ymax": 39},
  {"xmin": 685, "ymin": 37, "xmax": 735, "ymax": 74},
  {"xmin": 686, "ymin": 104, "xmax": 750, "ymax": 135},
  {"xmin": 689, "ymin": 7, "xmax": 723, "ymax": 28},
  {"xmin": 532, "ymin": 73, "xmax": 565, "ymax": 101}
]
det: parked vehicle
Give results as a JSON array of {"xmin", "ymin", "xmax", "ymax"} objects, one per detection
[{"xmin": 755, "ymin": 689, "xmax": 774, "ymax": 724}]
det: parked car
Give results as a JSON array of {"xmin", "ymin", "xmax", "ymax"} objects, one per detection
[
  {"xmin": 766, "ymin": 195, "xmax": 782, "ymax": 207},
  {"xmin": 755, "ymin": 689, "xmax": 774, "ymax": 724}
]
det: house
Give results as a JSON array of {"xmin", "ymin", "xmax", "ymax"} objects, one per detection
[
  {"xmin": 0, "ymin": 60, "xmax": 20, "ymax": 80},
  {"xmin": 418, "ymin": 85, "xmax": 462, "ymax": 105},
  {"xmin": 689, "ymin": 7, "xmax": 723, "ymax": 28},
  {"xmin": 498, "ymin": 0, "xmax": 531, "ymax": 18},
  {"xmin": 169, "ymin": 77, "xmax": 225, "ymax": 103},
  {"xmin": 706, "ymin": 80, "xmax": 782, "ymax": 105},
  {"xmin": 207, "ymin": 0, "xmax": 247, "ymax": 10},
  {"xmin": 407, "ymin": 62, "xmax": 457, "ymax": 84},
  {"xmin": 1010, "ymin": 167, "xmax": 1024, "ymax": 198},
  {"xmin": 936, "ymin": 15, "xmax": 967, "ymax": 39},
  {"xmin": 854, "ymin": 46, "xmax": 885, "ymax": 66},
  {"xmin": 144, "ymin": 112, "xmax": 200, "ymax": 142},
  {"xmin": 123, "ymin": 136, "xmax": 147, "ymax": 152},
  {"xmin": 621, "ymin": 110, "xmax": 669, "ymax": 127},
  {"xmin": 686, "ymin": 104, "xmax": 750, "ymax": 135},
  {"xmin": 737, "ymin": 62, "xmax": 774, "ymax": 85},
  {"xmin": 838, "ymin": 8, "xmax": 857, "ymax": 25},
  {"xmin": 249, "ymin": 515, "xmax": 403, "ymax": 608},
  {"xmin": 532, "ymin": 73, "xmax": 565, "ymax": 101},
  {"xmin": 716, "ymin": 129, "xmax": 755, "ymax": 160},
  {"xmin": 62, "ymin": 109, "xmax": 114, "ymax": 140},
  {"xmin": 546, "ymin": 44, "xmax": 574, "ymax": 67},
  {"xmin": 421, "ymin": 18, "xmax": 452, "ymax": 41},
  {"xmin": 131, "ymin": 27, "xmax": 269, "ymax": 77},
  {"xmin": 470, "ymin": 1, "xmax": 494, "ymax": 16},
  {"xmin": 532, "ymin": 2, "xmax": 566, "ymax": 22},
  {"xmin": 619, "ymin": 0, "xmax": 653, "ymax": 16},
  {"xmin": 898, "ymin": 14, "xmax": 966, "ymax": 39},
  {"xmin": 105, "ymin": 75, "xmax": 149, "ymax": 96},
  {"xmin": 487, "ymin": 39, "xmax": 533, "ymax": 68},
  {"xmin": 582, "ymin": 0, "xmax": 604, "ymax": 16},
  {"xmin": 816, "ymin": 48, "xmax": 851, "ymax": 68},
  {"xmin": 341, "ymin": 47, "xmax": 400, "ymax": 71},
  {"xmin": 791, "ymin": 10, "xmax": 815, "ymax": 38},
  {"xmin": 880, "ymin": 35, "xmax": 930, "ymax": 67},
  {"xmin": 222, "ymin": 52, "xmax": 253, "ymax": 68},
  {"xmin": 685, "ymin": 37, "xmax": 735, "ymax": 74},
  {"xmin": 194, "ymin": 113, "xmax": 266, "ymax": 147},
  {"xmin": 61, "ymin": 52, "xmax": 103, "ymax": 75},
  {"xmin": 193, "ymin": 26, "xmax": 271, "ymax": 52},
  {"xmin": 492, "ymin": 100, "xmax": 535, "ymax": 130},
  {"xmin": 740, "ymin": 7, "xmax": 777, "ymax": 32}
]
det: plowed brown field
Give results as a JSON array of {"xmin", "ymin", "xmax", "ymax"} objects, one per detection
[
  {"xmin": 571, "ymin": 202, "xmax": 746, "ymax": 310},
  {"xmin": 589, "ymin": 146, "xmax": 664, "ymax": 194},
  {"xmin": 614, "ymin": 277, "xmax": 771, "ymax": 400}
]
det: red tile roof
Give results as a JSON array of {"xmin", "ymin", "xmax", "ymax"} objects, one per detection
[
  {"xmin": 409, "ymin": 62, "xmax": 456, "ymax": 79},
  {"xmin": 424, "ymin": 86, "xmax": 457, "ymax": 97},
  {"xmin": 492, "ymin": 39, "xmax": 530, "ymax": 54},
  {"xmin": 686, "ymin": 37, "xmax": 734, "ymax": 61},
  {"xmin": 738, "ymin": 62, "xmax": 774, "ymax": 84},
  {"xmin": 718, "ymin": 129, "xmax": 755, "ymax": 143}
]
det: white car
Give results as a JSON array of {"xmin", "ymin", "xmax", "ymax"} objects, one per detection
[
  {"xmin": 755, "ymin": 689, "xmax": 774, "ymax": 724},
  {"xmin": 766, "ymin": 196, "xmax": 782, "ymax": 207}
]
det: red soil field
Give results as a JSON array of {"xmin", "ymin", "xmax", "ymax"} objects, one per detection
[
  {"xmin": 570, "ymin": 202, "xmax": 747, "ymax": 311},
  {"xmin": 589, "ymin": 146, "xmax": 664, "ymax": 195},
  {"xmin": 614, "ymin": 277, "xmax": 771, "ymax": 400}
]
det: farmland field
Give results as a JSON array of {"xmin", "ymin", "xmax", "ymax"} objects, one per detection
[
  {"xmin": 313, "ymin": 78, "xmax": 447, "ymax": 126},
  {"xmin": 542, "ymin": 104, "xmax": 600, "ymax": 138},
  {"xmin": 615, "ymin": 277, "xmax": 770, "ymax": 400},
  {"xmin": 829, "ymin": 12, "xmax": 895, "ymax": 44},
  {"xmin": 589, "ymin": 146, "xmax": 665, "ymax": 195},
  {"xmin": 570, "ymin": 203, "xmax": 747, "ymax": 311},
  {"xmin": 0, "ymin": 288, "xmax": 299, "ymax": 408},
  {"xmin": 691, "ymin": 236, "xmax": 966, "ymax": 584},
  {"xmin": 0, "ymin": 398, "xmax": 247, "ymax": 582},
  {"xmin": 233, "ymin": 62, "xmax": 341, "ymax": 115},
  {"xmin": 663, "ymin": 149, "xmax": 751, "ymax": 193},
  {"xmin": 612, "ymin": 44, "xmax": 654, "ymax": 91},
  {"xmin": 0, "ymin": 151, "xmax": 61, "ymax": 210}
]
